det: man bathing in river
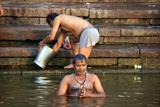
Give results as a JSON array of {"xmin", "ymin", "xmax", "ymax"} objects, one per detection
[
  {"xmin": 39, "ymin": 13, "xmax": 100, "ymax": 69},
  {"xmin": 57, "ymin": 54, "xmax": 106, "ymax": 97}
]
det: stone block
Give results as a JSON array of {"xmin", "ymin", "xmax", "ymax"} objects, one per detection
[
  {"xmin": 89, "ymin": 6, "xmax": 160, "ymax": 18},
  {"xmin": 70, "ymin": 8, "xmax": 89, "ymax": 17},
  {"xmin": 0, "ymin": 58, "xmax": 34, "ymax": 65},
  {"xmin": 140, "ymin": 46, "xmax": 160, "ymax": 57},
  {"xmin": 120, "ymin": 19, "xmax": 160, "ymax": 25},
  {"xmin": 49, "ymin": 58, "xmax": 72, "ymax": 66},
  {"xmin": 98, "ymin": 27, "xmax": 120, "ymax": 37},
  {"xmin": 142, "ymin": 58, "xmax": 160, "ymax": 69},
  {"xmin": 121, "ymin": 26, "xmax": 160, "ymax": 36},
  {"xmin": 91, "ymin": 45, "xmax": 139, "ymax": 57},
  {"xmin": 0, "ymin": 17, "xmax": 46, "ymax": 25},
  {"xmin": 118, "ymin": 58, "xmax": 141, "ymax": 67},
  {"xmin": 87, "ymin": 58, "xmax": 117, "ymax": 66},
  {"xmin": 20, "ymin": 31, "xmax": 49, "ymax": 40},
  {"xmin": 89, "ymin": 18, "xmax": 121, "ymax": 25},
  {"xmin": 89, "ymin": 9, "xmax": 109, "ymax": 18},
  {"xmin": 105, "ymin": 37, "xmax": 160, "ymax": 44},
  {"xmin": 0, "ymin": 47, "xmax": 38, "ymax": 57},
  {"xmin": 98, "ymin": 36, "xmax": 104, "ymax": 44},
  {"xmin": 0, "ymin": 25, "xmax": 50, "ymax": 40},
  {"xmin": 0, "ymin": 27, "xmax": 17, "ymax": 40}
]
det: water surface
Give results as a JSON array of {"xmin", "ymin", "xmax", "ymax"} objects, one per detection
[{"xmin": 0, "ymin": 71, "xmax": 160, "ymax": 107}]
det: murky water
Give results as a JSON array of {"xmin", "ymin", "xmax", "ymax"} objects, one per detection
[{"xmin": 0, "ymin": 71, "xmax": 160, "ymax": 107}]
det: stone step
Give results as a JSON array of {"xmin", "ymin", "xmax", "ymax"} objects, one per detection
[
  {"xmin": 0, "ymin": 25, "xmax": 160, "ymax": 45},
  {"xmin": 2, "ymin": 0, "xmax": 160, "ymax": 3},
  {"xmin": 0, "ymin": 45, "xmax": 159, "ymax": 68},
  {"xmin": 1, "ymin": 2, "xmax": 160, "ymax": 26},
  {"xmin": 1, "ymin": 2, "xmax": 160, "ymax": 19},
  {"xmin": 1, "ymin": 45, "xmax": 159, "ymax": 58},
  {"xmin": 1, "ymin": 17, "xmax": 160, "ymax": 26},
  {"xmin": 0, "ymin": 45, "xmax": 139, "ymax": 58}
]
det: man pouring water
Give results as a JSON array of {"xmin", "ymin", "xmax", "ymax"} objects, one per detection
[{"xmin": 34, "ymin": 13, "xmax": 100, "ymax": 69}]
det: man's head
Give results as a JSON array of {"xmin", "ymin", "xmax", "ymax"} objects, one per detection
[
  {"xmin": 73, "ymin": 54, "xmax": 87, "ymax": 73},
  {"xmin": 73, "ymin": 54, "xmax": 87, "ymax": 65},
  {"xmin": 46, "ymin": 13, "xmax": 59, "ymax": 27}
]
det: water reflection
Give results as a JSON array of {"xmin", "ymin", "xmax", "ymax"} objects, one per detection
[
  {"xmin": 51, "ymin": 96, "xmax": 106, "ymax": 107},
  {"xmin": 133, "ymin": 75, "xmax": 142, "ymax": 83},
  {"xmin": 33, "ymin": 76, "xmax": 53, "ymax": 107},
  {"xmin": 34, "ymin": 76, "xmax": 51, "ymax": 85}
]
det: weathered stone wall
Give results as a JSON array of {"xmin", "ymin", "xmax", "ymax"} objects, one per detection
[{"xmin": 0, "ymin": 1, "xmax": 160, "ymax": 70}]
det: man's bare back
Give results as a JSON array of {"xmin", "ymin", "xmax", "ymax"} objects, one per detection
[{"xmin": 52, "ymin": 14, "xmax": 93, "ymax": 39}]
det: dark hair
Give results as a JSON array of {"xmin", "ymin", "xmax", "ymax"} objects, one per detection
[
  {"xmin": 46, "ymin": 13, "xmax": 59, "ymax": 25},
  {"xmin": 72, "ymin": 54, "xmax": 87, "ymax": 65}
]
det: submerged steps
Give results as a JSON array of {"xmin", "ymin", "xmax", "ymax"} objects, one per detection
[{"xmin": 0, "ymin": 45, "xmax": 159, "ymax": 69}]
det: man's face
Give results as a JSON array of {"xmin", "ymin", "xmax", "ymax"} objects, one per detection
[
  {"xmin": 46, "ymin": 19, "xmax": 53, "ymax": 27},
  {"xmin": 74, "ymin": 60, "xmax": 87, "ymax": 74}
]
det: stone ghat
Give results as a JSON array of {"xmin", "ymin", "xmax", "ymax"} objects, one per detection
[{"xmin": 0, "ymin": 2, "xmax": 160, "ymax": 69}]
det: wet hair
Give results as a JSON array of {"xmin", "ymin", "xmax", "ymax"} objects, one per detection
[
  {"xmin": 72, "ymin": 54, "xmax": 87, "ymax": 65},
  {"xmin": 46, "ymin": 13, "xmax": 59, "ymax": 25}
]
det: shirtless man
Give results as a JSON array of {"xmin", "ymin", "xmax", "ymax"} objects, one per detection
[
  {"xmin": 39, "ymin": 13, "xmax": 100, "ymax": 69},
  {"xmin": 57, "ymin": 54, "xmax": 106, "ymax": 98}
]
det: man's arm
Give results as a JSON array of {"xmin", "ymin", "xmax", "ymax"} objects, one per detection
[
  {"xmin": 57, "ymin": 75, "xmax": 69, "ymax": 96},
  {"xmin": 49, "ymin": 16, "xmax": 61, "ymax": 41},
  {"xmin": 52, "ymin": 30, "xmax": 67, "ymax": 52},
  {"xmin": 92, "ymin": 75, "xmax": 106, "ymax": 97},
  {"xmin": 39, "ymin": 16, "xmax": 61, "ymax": 49},
  {"xmin": 80, "ymin": 74, "xmax": 106, "ymax": 98}
]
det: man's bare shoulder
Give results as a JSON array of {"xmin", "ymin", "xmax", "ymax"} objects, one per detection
[
  {"xmin": 59, "ymin": 14, "xmax": 83, "ymax": 20},
  {"xmin": 87, "ymin": 73, "xmax": 98, "ymax": 79},
  {"xmin": 62, "ymin": 74, "xmax": 73, "ymax": 81}
]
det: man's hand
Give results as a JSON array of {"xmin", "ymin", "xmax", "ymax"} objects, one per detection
[
  {"xmin": 39, "ymin": 41, "xmax": 45, "ymax": 50},
  {"xmin": 79, "ymin": 87, "xmax": 92, "ymax": 98}
]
